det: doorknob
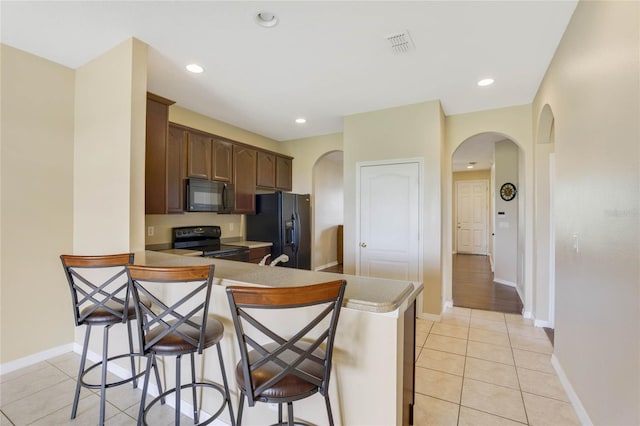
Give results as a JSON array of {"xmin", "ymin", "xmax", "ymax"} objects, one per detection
[{"xmin": 360, "ymin": 242, "xmax": 367, "ymax": 248}]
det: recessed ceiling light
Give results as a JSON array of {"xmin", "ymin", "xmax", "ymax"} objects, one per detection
[
  {"xmin": 255, "ymin": 11, "xmax": 279, "ymax": 28},
  {"xmin": 295, "ymin": 118, "xmax": 307, "ymax": 124},
  {"xmin": 186, "ymin": 64, "xmax": 204, "ymax": 74},
  {"xmin": 477, "ymin": 78, "xmax": 494, "ymax": 87}
]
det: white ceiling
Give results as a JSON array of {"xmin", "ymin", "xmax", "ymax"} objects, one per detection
[
  {"xmin": 452, "ymin": 132, "xmax": 506, "ymax": 172},
  {"xmin": 1, "ymin": 1, "xmax": 577, "ymax": 145}
]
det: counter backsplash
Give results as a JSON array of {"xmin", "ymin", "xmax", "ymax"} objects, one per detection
[{"xmin": 145, "ymin": 213, "xmax": 244, "ymax": 245}]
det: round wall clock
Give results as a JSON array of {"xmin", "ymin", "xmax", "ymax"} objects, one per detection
[{"xmin": 500, "ymin": 182, "xmax": 517, "ymax": 201}]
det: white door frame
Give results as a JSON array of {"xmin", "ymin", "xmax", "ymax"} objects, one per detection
[{"xmin": 355, "ymin": 158, "xmax": 424, "ymax": 310}]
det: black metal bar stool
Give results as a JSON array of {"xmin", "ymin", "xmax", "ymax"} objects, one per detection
[
  {"xmin": 60, "ymin": 253, "xmax": 161, "ymax": 425},
  {"xmin": 126, "ymin": 264, "xmax": 235, "ymax": 426},
  {"xmin": 226, "ymin": 280, "xmax": 346, "ymax": 426}
]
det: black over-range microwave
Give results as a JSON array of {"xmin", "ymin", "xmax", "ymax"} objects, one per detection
[{"xmin": 185, "ymin": 178, "xmax": 235, "ymax": 213}]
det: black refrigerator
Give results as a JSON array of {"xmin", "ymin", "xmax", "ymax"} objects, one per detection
[{"xmin": 246, "ymin": 192, "xmax": 311, "ymax": 270}]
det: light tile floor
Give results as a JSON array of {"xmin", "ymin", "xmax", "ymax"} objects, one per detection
[
  {"xmin": 414, "ymin": 307, "xmax": 581, "ymax": 425},
  {"xmin": 0, "ymin": 307, "xmax": 581, "ymax": 425},
  {"xmin": 0, "ymin": 352, "xmax": 192, "ymax": 426}
]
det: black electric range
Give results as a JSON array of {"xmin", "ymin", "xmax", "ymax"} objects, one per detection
[{"xmin": 172, "ymin": 226, "xmax": 249, "ymax": 261}]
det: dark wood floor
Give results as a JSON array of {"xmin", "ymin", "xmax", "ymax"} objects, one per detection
[
  {"xmin": 453, "ymin": 254, "xmax": 523, "ymax": 314},
  {"xmin": 320, "ymin": 263, "xmax": 343, "ymax": 273}
]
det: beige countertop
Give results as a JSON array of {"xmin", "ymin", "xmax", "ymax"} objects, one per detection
[
  {"xmin": 136, "ymin": 251, "xmax": 421, "ymax": 314},
  {"xmin": 224, "ymin": 240, "xmax": 273, "ymax": 249},
  {"xmin": 155, "ymin": 248, "xmax": 202, "ymax": 256}
]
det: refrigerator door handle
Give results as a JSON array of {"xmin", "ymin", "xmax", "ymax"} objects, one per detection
[
  {"xmin": 290, "ymin": 215, "xmax": 297, "ymax": 252},
  {"xmin": 285, "ymin": 216, "xmax": 295, "ymax": 249},
  {"xmin": 293, "ymin": 210, "xmax": 300, "ymax": 252}
]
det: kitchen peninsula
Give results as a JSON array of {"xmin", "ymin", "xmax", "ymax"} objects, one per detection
[{"xmin": 131, "ymin": 250, "xmax": 422, "ymax": 425}]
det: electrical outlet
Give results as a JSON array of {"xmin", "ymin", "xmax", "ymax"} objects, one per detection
[
  {"xmin": 147, "ymin": 226, "xmax": 155, "ymax": 237},
  {"xmin": 229, "ymin": 223, "xmax": 234, "ymax": 231}
]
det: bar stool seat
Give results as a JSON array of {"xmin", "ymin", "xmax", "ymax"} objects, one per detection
[
  {"xmin": 145, "ymin": 317, "xmax": 223, "ymax": 354},
  {"xmin": 235, "ymin": 342, "xmax": 325, "ymax": 401}
]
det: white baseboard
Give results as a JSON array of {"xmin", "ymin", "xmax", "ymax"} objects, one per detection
[
  {"xmin": 522, "ymin": 311, "xmax": 533, "ymax": 319},
  {"xmin": 494, "ymin": 278, "xmax": 517, "ymax": 288},
  {"xmin": 551, "ymin": 354, "xmax": 593, "ymax": 426},
  {"xmin": 314, "ymin": 260, "xmax": 338, "ymax": 271},
  {"xmin": 534, "ymin": 319, "xmax": 553, "ymax": 328},
  {"xmin": 0, "ymin": 343, "xmax": 74, "ymax": 376},
  {"xmin": 418, "ymin": 312, "xmax": 441, "ymax": 322}
]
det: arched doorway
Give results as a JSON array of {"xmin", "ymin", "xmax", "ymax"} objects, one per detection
[
  {"xmin": 312, "ymin": 150, "xmax": 344, "ymax": 271},
  {"xmin": 451, "ymin": 133, "xmax": 524, "ymax": 313}
]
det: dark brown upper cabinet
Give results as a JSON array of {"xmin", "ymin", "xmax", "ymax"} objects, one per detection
[
  {"xmin": 186, "ymin": 130, "xmax": 212, "ymax": 180},
  {"xmin": 145, "ymin": 92, "xmax": 184, "ymax": 214},
  {"xmin": 256, "ymin": 151, "xmax": 276, "ymax": 188},
  {"xmin": 166, "ymin": 125, "xmax": 187, "ymax": 213},
  {"xmin": 276, "ymin": 156, "xmax": 293, "ymax": 191},
  {"xmin": 212, "ymin": 138, "xmax": 233, "ymax": 183},
  {"xmin": 233, "ymin": 145, "xmax": 257, "ymax": 213}
]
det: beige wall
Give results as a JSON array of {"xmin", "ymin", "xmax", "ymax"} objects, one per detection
[
  {"xmin": 533, "ymin": 1, "xmax": 639, "ymax": 424},
  {"xmin": 280, "ymin": 132, "xmax": 343, "ymax": 195},
  {"xmin": 73, "ymin": 38, "xmax": 147, "ymax": 254},
  {"xmin": 312, "ymin": 151, "xmax": 344, "ymax": 270},
  {"xmin": 169, "ymin": 105, "xmax": 279, "ymax": 153},
  {"xmin": 343, "ymin": 101, "xmax": 444, "ymax": 315},
  {"xmin": 493, "ymin": 141, "xmax": 519, "ymax": 288},
  {"xmin": 0, "ymin": 45, "xmax": 75, "ymax": 363}
]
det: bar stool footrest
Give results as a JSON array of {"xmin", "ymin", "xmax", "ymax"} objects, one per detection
[
  {"xmin": 142, "ymin": 381, "xmax": 229, "ymax": 426},
  {"xmin": 79, "ymin": 352, "xmax": 146, "ymax": 390}
]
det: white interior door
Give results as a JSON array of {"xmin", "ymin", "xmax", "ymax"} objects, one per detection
[
  {"xmin": 358, "ymin": 161, "xmax": 421, "ymax": 281},
  {"xmin": 456, "ymin": 180, "xmax": 488, "ymax": 255}
]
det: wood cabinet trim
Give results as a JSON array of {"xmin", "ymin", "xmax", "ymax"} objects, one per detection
[
  {"xmin": 168, "ymin": 122, "xmax": 293, "ymax": 160},
  {"xmin": 147, "ymin": 92, "xmax": 176, "ymax": 106}
]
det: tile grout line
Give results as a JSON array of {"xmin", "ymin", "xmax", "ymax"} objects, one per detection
[
  {"xmin": 507, "ymin": 319, "xmax": 531, "ymax": 426},
  {"xmin": 456, "ymin": 311, "xmax": 471, "ymax": 426}
]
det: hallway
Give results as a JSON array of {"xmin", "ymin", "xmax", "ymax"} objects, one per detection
[{"xmin": 452, "ymin": 254, "xmax": 523, "ymax": 314}]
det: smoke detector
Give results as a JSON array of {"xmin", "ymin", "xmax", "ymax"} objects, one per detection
[{"xmin": 386, "ymin": 30, "xmax": 415, "ymax": 53}]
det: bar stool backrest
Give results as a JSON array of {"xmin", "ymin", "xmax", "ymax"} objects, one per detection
[
  {"xmin": 226, "ymin": 280, "xmax": 347, "ymax": 407},
  {"xmin": 60, "ymin": 253, "xmax": 134, "ymax": 327},
  {"xmin": 126, "ymin": 264, "xmax": 215, "ymax": 356}
]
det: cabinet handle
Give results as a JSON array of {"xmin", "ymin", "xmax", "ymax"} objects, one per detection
[{"xmin": 360, "ymin": 242, "xmax": 367, "ymax": 248}]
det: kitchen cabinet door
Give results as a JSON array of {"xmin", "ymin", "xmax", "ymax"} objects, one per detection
[
  {"xmin": 256, "ymin": 151, "xmax": 276, "ymax": 188},
  {"xmin": 212, "ymin": 138, "xmax": 233, "ymax": 182},
  {"xmin": 166, "ymin": 125, "xmax": 187, "ymax": 213},
  {"xmin": 187, "ymin": 130, "xmax": 211, "ymax": 179},
  {"xmin": 145, "ymin": 93, "xmax": 178, "ymax": 214},
  {"xmin": 233, "ymin": 145, "xmax": 257, "ymax": 213},
  {"xmin": 248, "ymin": 246, "xmax": 272, "ymax": 264},
  {"xmin": 276, "ymin": 156, "xmax": 293, "ymax": 191}
]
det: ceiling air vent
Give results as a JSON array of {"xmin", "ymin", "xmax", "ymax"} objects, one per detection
[{"xmin": 386, "ymin": 30, "xmax": 414, "ymax": 53}]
